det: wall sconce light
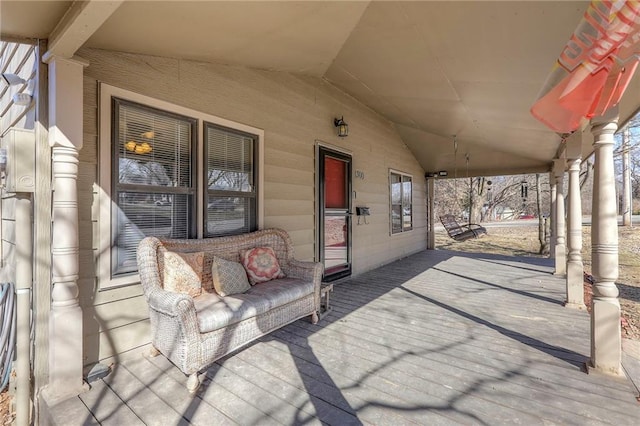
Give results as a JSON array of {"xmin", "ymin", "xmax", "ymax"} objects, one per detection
[
  {"xmin": 2, "ymin": 73, "xmax": 26, "ymax": 86},
  {"xmin": 2, "ymin": 74, "xmax": 34, "ymax": 106},
  {"xmin": 334, "ymin": 116, "xmax": 349, "ymax": 137}
]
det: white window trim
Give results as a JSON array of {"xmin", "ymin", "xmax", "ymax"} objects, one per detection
[
  {"xmin": 389, "ymin": 168, "xmax": 413, "ymax": 236},
  {"xmin": 98, "ymin": 83, "xmax": 264, "ymax": 289}
]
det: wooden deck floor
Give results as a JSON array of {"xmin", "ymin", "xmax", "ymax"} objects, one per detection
[{"xmin": 48, "ymin": 250, "xmax": 640, "ymax": 425}]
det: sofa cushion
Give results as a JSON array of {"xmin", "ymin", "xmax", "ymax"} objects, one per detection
[
  {"xmin": 193, "ymin": 291, "xmax": 271, "ymax": 333},
  {"xmin": 212, "ymin": 256, "xmax": 251, "ymax": 296},
  {"xmin": 240, "ymin": 246, "xmax": 285, "ymax": 285},
  {"xmin": 163, "ymin": 251, "xmax": 204, "ymax": 298},
  {"xmin": 193, "ymin": 277, "xmax": 314, "ymax": 333},
  {"xmin": 245, "ymin": 277, "xmax": 314, "ymax": 308}
]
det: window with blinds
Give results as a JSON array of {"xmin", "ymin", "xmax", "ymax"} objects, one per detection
[
  {"xmin": 390, "ymin": 171, "xmax": 413, "ymax": 234},
  {"xmin": 204, "ymin": 122, "xmax": 257, "ymax": 237},
  {"xmin": 112, "ymin": 99, "xmax": 196, "ymax": 276}
]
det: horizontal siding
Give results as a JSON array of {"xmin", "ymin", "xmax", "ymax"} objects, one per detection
[
  {"xmin": 0, "ymin": 42, "xmax": 37, "ymax": 279},
  {"xmin": 79, "ymin": 47, "xmax": 427, "ymax": 365},
  {"xmin": 83, "ymin": 294, "xmax": 149, "ymax": 333},
  {"xmin": 84, "ymin": 320, "xmax": 151, "ymax": 365}
]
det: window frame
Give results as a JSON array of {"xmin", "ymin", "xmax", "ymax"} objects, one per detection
[
  {"xmin": 203, "ymin": 121, "xmax": 259, "ymax": 238},
  {"xmin": 110, "ymin": 97, "xmax": 198, "ymax": 276},
  {"xmin": 98, "ymin": 83, "xmax": 264, "ymax": 289},
  {"xmin": 389, "ymin": 169, "xmax": 413, "ymax": 235}
]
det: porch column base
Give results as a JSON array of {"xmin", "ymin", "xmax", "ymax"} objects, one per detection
[
  {"xmin": 585, "ymin": 362, "xmax": 627, "ymax": 379},
  {"xmin": 590, "ymin": 298, "xmax": 623, "ymax": 376},
  {"xmin": 43, "ymin": 301, "xmax": 89, "ymax": 406},
  {"xmin": 554, "ymin": 246, "xmax": 566, "ymax": 276},
  {"xmin": 565, "ymin": 261, "xmax": 586, "ymax": 310},
  {"xmin": 564, "ymin": 301, "xmax": 587, "ymax": 310},
  {"xmin": 40, "ymin": 379, "xmax": 89, "ymax": 409}
]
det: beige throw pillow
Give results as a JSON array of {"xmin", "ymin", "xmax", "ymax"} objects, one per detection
[
  {"xmin": 212, "ymin": 256, "xmax": 251, "ymax": 296},
  {"xmin": 163, "ymin": 251, "xmax": 205, "ymax": 298}
]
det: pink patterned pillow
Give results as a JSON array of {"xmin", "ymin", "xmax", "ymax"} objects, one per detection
[
  {"xmin": 163, "ymin": 251, "xmax": 204, "ymax": 298},
  {"xmin": 240, "ymin": 247, "xmax": 285, "ymax": 285}
]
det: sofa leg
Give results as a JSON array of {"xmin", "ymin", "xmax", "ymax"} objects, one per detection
[
  {"xmin": 148, "ymin": 345, "xmax": 161, "ymax": 357},
  {"xmin": 186, "ymin": 373, "xmax": 200, "ymax": 395},
  {"xmin": 311, "ymin": 312, "xmax": 319, "ymax": 324}
]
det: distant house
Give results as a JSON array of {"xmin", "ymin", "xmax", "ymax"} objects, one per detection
[{"xmin": 495, "ymin": 206, "xmax": 516, "ymax": 221}]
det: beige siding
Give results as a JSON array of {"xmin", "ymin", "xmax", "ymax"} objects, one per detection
[
  {"xmin": 0, "ymin": 40, "xmax": 51, "ymax": 394},
  {"xmin": 0, "ymin": 42, "xmax": 37, "ymax": 270},
  {"xmin": 79, "ymin": 47, "xmax": 427, "ymax": 364}
]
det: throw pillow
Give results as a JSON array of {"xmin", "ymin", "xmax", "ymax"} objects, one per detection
[
  {"xmin": 212, "ymin": 256, "xmax": 251, "ymax": 296},
  {"xmin": 163, "ymin": 251, "xmax": 205, "ymax": 298},
  {"xmin": 240, "ymin": 246, "xmax": 285, "ymax": 285}
]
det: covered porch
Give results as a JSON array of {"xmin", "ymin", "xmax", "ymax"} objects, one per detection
[
  {"xmin": 3, "ymin": 1, "xmax": 640, "ymax": 422},
  {"xmin": 47, "ymin": 249, "xmax": 640, "ymax": 425}
]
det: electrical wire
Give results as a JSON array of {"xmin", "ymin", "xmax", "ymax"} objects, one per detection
[{"xmin": 0, "ymin": 282, "xmax": 16, "ymax": 392}]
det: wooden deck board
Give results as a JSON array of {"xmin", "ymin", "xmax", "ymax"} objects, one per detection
[
  {"xmin": 45, "ymin": 393, "xmax": 100, "ymax": 426},
  {"xmin": 120, "ymin": 352, "xmax": 236, "ymax": 426},
  {"xmin": 231, "ymin": 341, "xmax": 442, "ymax": 425},
  {"xmin": 77, "ymin": 380, "xmax": 144, "ymax": 426},
  {"xmin": 102, "ymin": 363, "xmax": 190, "ymax": 426},
  {"xmin": 273, "ymin": 324, "xmax": 611, "ymax": 425},
  {"xmin": 285, "ymin": 318, "xmax": 636, "ymax": 406},
  {"xmin": 49, "ymin": 250, "xmax": 640, "ymax": 425},
  {"xmin": 209, "ymin": 354, "xmax": 354, "ymax": 425},
  {"xmin": 267, "ymin": 328, "xmax": 544, "ymax": 425}
]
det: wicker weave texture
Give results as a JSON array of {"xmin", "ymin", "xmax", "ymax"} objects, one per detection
[{"xmin": 137, "ymin": 228, "xmax": 323, "ymax": 375}]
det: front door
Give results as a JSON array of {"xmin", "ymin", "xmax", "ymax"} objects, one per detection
[{"xmin": 317, "ymin": 146, "xmax": 352, "ymax": 281}]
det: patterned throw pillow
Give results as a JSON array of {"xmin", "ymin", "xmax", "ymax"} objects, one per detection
[
  {"xmin": 240, "ymin": 246, "xmax": 285, "ymax": 285},
  {"xmin": 163, "ymin": 251, "xmax": 205, "ymax": 298},
  {"xmin": 211, "ymin": 256, "xmax": 251, "ymax": 296}
]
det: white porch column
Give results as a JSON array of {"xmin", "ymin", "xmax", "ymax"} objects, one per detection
[
  {"xmin": 553, "ymin": 160, "xmax": 566, "ymax": 275},
  {"xmin": 549, "ymin": 172, "xmax": 556, "ymax": 258},
  {"xmin": 589, "ymin": 116, "xmax": 622, "ymax": 376},
  {"xmin": 565, "ymin": 133, "xmax": 585, "ymax": 310},
  {"xmin": 427, "ymin": 178, "xmax": 435, "ymax": 250},
  {"xmin": 41, "ymin": 56, "xmax": 89, "ymax": 404}
]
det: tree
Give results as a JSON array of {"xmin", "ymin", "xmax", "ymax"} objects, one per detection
[
  {"xmin": 434, "ymin": 173, "xmax": 551, "ymax": 224},
  {"xmin": 614, "ymin": 114, "xmax": 640, "ymax": 216}
]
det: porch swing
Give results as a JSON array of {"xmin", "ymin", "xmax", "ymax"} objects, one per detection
[{"xmin": 439, "ymin": 137, "xmax": 487, "ymax": 242}]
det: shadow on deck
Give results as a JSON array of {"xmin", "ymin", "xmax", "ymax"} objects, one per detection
[{"xmin": 48, "ymin": 249, "xmax": 640, "ymax": 425}]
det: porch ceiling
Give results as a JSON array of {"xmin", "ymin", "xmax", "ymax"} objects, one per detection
[{"xmin": 5, "ymin": 0, "xmax": 638, "ymax": 176}]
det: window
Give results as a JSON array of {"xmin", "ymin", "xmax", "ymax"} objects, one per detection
[
  {"xmin": 99, "ymin": 84, "xmax": 263, "ymax": 288},
  {"xmin": 111, "ymin": 99, "xmax": 197, "ymax": 276},
  {"xmin": 204, "ymin": 123, "xmax": 257, "ymax": 237},
  {"xmin": 390, "ymin": 170, "xmax": 412, "ymax": 234}
]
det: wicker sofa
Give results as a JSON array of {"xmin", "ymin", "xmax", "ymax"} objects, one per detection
[{"xmin": 137, "ymin": 228, "xmax": 323, "ymax": 392}]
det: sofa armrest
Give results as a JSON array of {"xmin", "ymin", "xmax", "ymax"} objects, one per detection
[
  {"xmin": 145, "ymin": 288, "xmax": 203, "ymax": 374},
  {"xmin": 284, "ymin": 259, "xmax": 323, "ymax": 313},
  {"xmin": 147, "ymin": 288, "xmax": 194, "ymax": 317},
  {"xmin": 285, "ymin": 259, "xmax": 323, "ymax": 282}
]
